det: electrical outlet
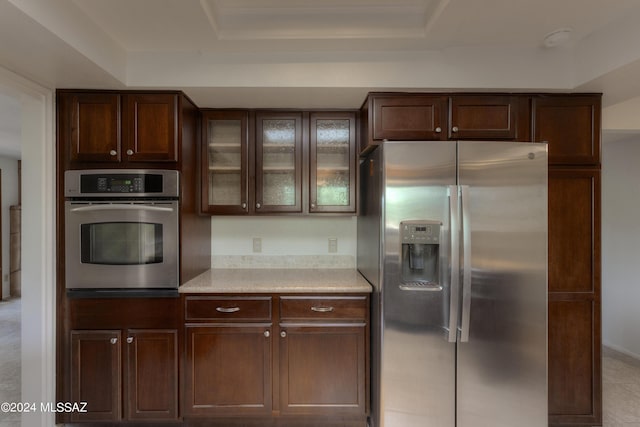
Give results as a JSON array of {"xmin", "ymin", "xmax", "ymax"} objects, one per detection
[
  {"xmin": 328, "ymin": 238, "xmax": 338, "ymax": 253},
  {"xmin": 253, "ymin": 237, "xmax": 262, "ymax": 253}
]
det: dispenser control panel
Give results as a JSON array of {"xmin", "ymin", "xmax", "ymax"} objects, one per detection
[{"xmin": 401, "ymin": 221, "xmax": 441, "ymax": 244}]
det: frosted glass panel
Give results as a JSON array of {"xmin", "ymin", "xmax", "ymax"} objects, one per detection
[
  {"xmin": 263, "ymin": 171, "xmax": 296, "ymax": 206},
  {"xmin": 262, "ymin": 119, "xmax": 297, "ymax": 206},
  {"xmin": 315, "ymin": 119, "xmax": 350, "ymax": 206},
  {"xmin": 209, "ymin": 172, "xmax": 241, "ymax": 205},
  {"xmin": 207, "ymin": 119, "xmax": 242, "ymax": 206}
]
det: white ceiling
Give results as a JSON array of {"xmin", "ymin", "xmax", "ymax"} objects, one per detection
[{"xmin": 2, "ymin": 0, "xmax": 640, "ymax": 157}]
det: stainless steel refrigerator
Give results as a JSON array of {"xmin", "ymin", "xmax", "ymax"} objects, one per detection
[{"xmin": 358, "ymin": 141, "xmax": 548, "ymax": 427}]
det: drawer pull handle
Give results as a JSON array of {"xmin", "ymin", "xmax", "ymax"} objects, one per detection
[
  {"xmin": 126, "ymin": 337, "xmax": 134, "ymax": 344},
  {"xmin": 311, "ymin": 306, "xmax": 334, "ymax": 313},
  {"xmin": 216, "ymin": 306, "xmax": 240, "ymax": 313},
  {"xmin": 110, "ymin": 338, "xmax": 118, "ymax": 345}
]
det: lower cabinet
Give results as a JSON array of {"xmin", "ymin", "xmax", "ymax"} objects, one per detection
[
  {"xmin": 70, "ymin": 329, "xmax": 178, "ymax": 422},
  {"xmin": 184, "ymin": 324, "xmax": 272, "ymax": 416},
  {"xmin": 182, "ymin": 294, "xmax": 370, "ymax": 424},
  {"xmin": 279, "ymin": 324, "xmax": 366, "ymax": 416}
]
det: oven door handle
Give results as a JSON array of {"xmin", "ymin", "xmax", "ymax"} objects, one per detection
[{"xmin": 69, "ymin": 204, "xmax": 176, "ymax": 213}]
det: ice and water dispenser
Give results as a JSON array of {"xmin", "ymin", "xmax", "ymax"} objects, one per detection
[{"xmin": 400, "ymin": 221, "xmax": 442, "ymax": 291}]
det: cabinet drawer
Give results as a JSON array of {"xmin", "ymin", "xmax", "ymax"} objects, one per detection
[
  {"xmin": 185, "ymin": 296, "xmax": 272, "ymax": 322},
  {"xmin": 280, "ymin": 296, "xmax": 367, "ymax": 321}
]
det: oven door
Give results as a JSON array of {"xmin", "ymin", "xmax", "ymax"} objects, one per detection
[{"xmin": 65, "ymin": 201, "xmax": 179, "ymax": 290}]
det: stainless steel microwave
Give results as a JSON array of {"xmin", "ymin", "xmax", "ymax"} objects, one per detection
[{"xmin": 64, "ymin": 170, "xmax": 180, "ymax": 291}]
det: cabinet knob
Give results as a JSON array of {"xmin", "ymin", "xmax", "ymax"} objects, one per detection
[
  {"xmin": 256, "ymin": 203, "xmax": 261, "ymax": 209},
  {"xmin": 126, "ymin": 149, "xmax": 134, "ymax": 156},
  {"xmin": 109, "ymin": 150, "xmax": 117, "ymax": 156},
  {"xmin": 280, "ymin": 331, "xmax": 287, "ymax": 338},
  {"xmin": 435, "ymin": 127, "xmax": 442, "ymax": 133},
  {"xmin": 311, "ymin": 202, "xmax": 316, "ymax": 209},
  {"xmin": 110, "ymin": 337, "xmax": 118, "ymax": 345},
  {"xmin": 264, "ymin": 331, "xmax": 270, "ymax": 338},
  {"xmin": 452, "ymin": 126, "xmax": 459, "ymax": 133},
  {"xmin": 126, "ymin": 337, "xmax": 134, "ymax": 344},
  {"xmin": 241, "ymin": 202, "xmax": 247, "ymax": 209}
]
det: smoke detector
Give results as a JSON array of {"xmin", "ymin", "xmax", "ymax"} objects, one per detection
[{"xmin": 543, "ymin": 28, "xmax": 573, "ymax": 48}]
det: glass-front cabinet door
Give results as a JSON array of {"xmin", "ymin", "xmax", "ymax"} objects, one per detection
[
  {"xmin": 309, "ymin": 112, "xmax": 356, "ymax": 213},
  {"xmin": 201, "ymin": 111, "xmax": 249, "ymax": 214},
  {"xmin": 255, "ymin": 112, "xmax": 303, "ymax": 213}
]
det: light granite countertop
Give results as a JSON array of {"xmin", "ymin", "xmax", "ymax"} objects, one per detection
[{"xmin": 179, "ymin": 268, "xmax": 372, "ymax": 294}]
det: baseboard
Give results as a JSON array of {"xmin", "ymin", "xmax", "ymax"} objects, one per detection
[{"xmin": 603, "ymin": 342, "xmax": 640, "ymax": 364}]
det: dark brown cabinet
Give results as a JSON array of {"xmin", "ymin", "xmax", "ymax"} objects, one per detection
[
  {"xmin": 371, "ymin": 94, "xmax": 447, "ymax": 142},
  {"xmin": 255, "ymin": 111, "xmax": 304, "ymax": 213},
  {"xmin": 200, "ymin": 110, "xmax": 251, "ymax": 214},
  {"xmin": 182, "ymin": 294, "xmax": 369, "ymax": 423},
  {"xmin": 122, "ymin": 93, "xmax": 178, "ymax": 162},
  {"xmin": 449, "ymin": 94, "xmax": 525, "ymax": 140},
  {"xmin": 361, "ymin": 93, "xmax": 529, "ymax": 154},
  {"xmin": 201, "ymin": 110, "xmax": 358, "ymax": 215},
  {"xmin": 533, "ymin": 95, "xmax": 601, "ymax": 166},
  {"xmin": 59, "ymin": 91, "xmax": 179, "ymax": 166},
  {"xmin": 548, "ymin": 168, "xmax": 601, "ymax": 427},
  {"xmin": 278, "ymin": 296, "xmax": 368, "ymax": 416},
  {"xmin": 70, "ymin": 329, "xmax": 178, "ymax": 422},
  {"xmin": 184, "ymin": 325, "xmax": 272, "ymax": 416},
  {"xmin": 309, "ymin": 112, "xmax": 357, "ymax": 213},
  {"xmin": 70, "ymin": 330, "xmax": 121, "ymax": 422},
  {"xmin": 183, "ymin": 295, "xmax": 273, "ymax": 416}
]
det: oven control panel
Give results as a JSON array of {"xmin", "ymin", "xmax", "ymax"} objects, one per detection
[
  {"xmin": 95, "ymin": 176, "xmax": 145, "ymax": 193},
  {"xmin": 64, "ymin": 170, "xmax": 180, "ymax": 198}
]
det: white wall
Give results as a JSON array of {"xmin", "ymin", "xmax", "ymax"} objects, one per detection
[
  {"xmin": 0, "ymin": 66, "xmax": 56, "ymax": 427},
  {"xmin": 211, "ymin": 216, "xmax": 357, "ymax": 261},
  {"xmin": 602, "ymin": 137, "xmax": 640, "ymax": 359},
  {"xmin": 0, "ymin": 156, "xmax": 19, "ymax": 298}
]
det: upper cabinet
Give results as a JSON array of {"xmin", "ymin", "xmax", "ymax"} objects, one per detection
[
  {"xmin": 59, "ymin": 91, "xmax": 179, "ymax": 167},
  {"xmin": 371, "ymin": 95, "xmax": 447, "ymax": 141},
  {"xmin": 532, "ymin": 95, "xmax": 601, "ymax": 166},
  {"xmin": 309, "ymin": 112, "xmax": 357, "ymax": 213},
  {"xmin": 201, "ymin": 110, "xmax": 358, "ymax": 215},
  {"xmin": 255, "ymin": 112, "xmax": 304, "ymax": 214},
  {"xmin": 201, "ymin": 110, "xmax": 250, "ymax": 215},
  {"xmin": 449, "ymin": 95, "xmax": 525, "ymax": 140},
  {"xmin": 361, "ymin": 93, "xmax": 531, "ymax": 154}
]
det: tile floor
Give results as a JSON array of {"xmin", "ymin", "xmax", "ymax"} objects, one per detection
[
  {"xmin": 602, "ymin": 346, "xmax": 640, "ymax": 426},
  {"xmin": 0, "ymin": 296, "xmax": 638, "ymax": 427}
]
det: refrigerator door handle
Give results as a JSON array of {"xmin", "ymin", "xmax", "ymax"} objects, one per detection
[
  {"xmin": 459, "ymin": 185, "xmax": 472, "ymax": 342},
  {"xmin": 447, "ymin": 185, "xmax": 460, "ymax": 343}
]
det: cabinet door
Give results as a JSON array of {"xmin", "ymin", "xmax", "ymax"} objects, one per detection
[
  {"xmin": 372, "ymin": 95, "xmax": 447, "ymax": 141},
  {"xmin": 255, "ymin": 112, "xmax": 303, "ymax": 213},
  {"xmin": 201, "ymin": 111, "xmax": 250, "ymax": 214},
  {"xmin": 279, "ymin": 324, "xmax": 366, "ymax": 416},
  {"xmin": 122, "ymin": 93, "xmax": 178, "ymax": 162},
  {"xmin": 533, "ymin": 95, "xmax": 601, "ymax": 166},
  {"xmin": 184, "ymin": 325, "xmax": 272, "ymax": 416},
  {"xmin": 449, "ymin": 95, "xmax": 521, "ymax": 140},
  {"xmin": 125, "ymin": 330, "xmax": 178, "ymax": 421},
  {"xmin": 70, "ymin": 330, "xmax": 122, "ymax": 422},
  {"xmin": 548, "ymin": 168, "xmax": 601, "ymax": 426},
  {"xmin": 67, "ymin": 93, "xmax": 121, "ymax": 163},
  {"xmin": 309, "ymin": 112, "xmax": 357, "ymax": 213}
]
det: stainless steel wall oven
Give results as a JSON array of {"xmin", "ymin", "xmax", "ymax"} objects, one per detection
[{"xmin": 64, "ymin": 170, "xmax": 180, "ymax": 295}]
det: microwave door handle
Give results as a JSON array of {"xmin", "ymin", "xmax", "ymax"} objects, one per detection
[{"xmin": 69, "ymin": 204, "xmax": 175, "ymax": 213}]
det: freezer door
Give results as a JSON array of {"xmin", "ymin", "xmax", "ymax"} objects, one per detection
[
  {"xmin": 380, "ymin": 141, "xmax": 457, "ymax": 427},
  {"xmin": 456, "ymin": 142, "xmax": 548, "ymax": 427}
]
